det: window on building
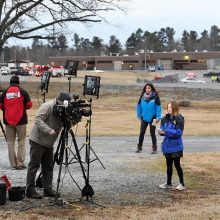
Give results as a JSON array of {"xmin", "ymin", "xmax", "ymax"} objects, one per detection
[
  {"xmin": 123, "ymin": 60, "xmax": 139, "ymax": 63},
  {"xmin": 97, "ymin": 61, "xmax": 112, "ymax": 63}
]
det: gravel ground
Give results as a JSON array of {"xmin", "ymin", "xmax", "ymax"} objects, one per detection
[{"xmin": 0, "ymin": 135, "xmax": 219, "ymax": 211}]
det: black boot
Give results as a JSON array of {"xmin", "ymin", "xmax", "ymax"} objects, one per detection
[
  {"xmin": 135, "ymin": 144, "xmax": 142, "ymax": 153},
  {"xmin": 151, "ymin": 146, "xmax": 157, "ymax": 154}
]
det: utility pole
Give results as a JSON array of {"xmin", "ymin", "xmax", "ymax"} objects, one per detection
[
  {"xmin": 14, "ymin": 48, "xmax": 17, "ymax": 67},
  {"xmin": 144, "ymin": 50, "xmax": 147, "ymax": 72}
]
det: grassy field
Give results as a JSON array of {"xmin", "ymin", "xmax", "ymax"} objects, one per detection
[
  {"xmin": 26, "ymin": 84, "xmax": 220, "ymax": 137},
  {"xmin": 1, "ymin": 71, "xmax": 220, "ymax": 137},
  {"xmin": 0, "ymin": 71, "xmax": 220, "ymax": 219}
]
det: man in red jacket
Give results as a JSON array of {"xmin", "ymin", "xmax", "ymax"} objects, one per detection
[{"xmin": 0, "ymin": 75, "xmax": 32, "ymax": 170}]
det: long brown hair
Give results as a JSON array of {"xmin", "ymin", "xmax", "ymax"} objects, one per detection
[{"xmin": 167, "ymin": 101, "xmax": 179, "ymax": 115}]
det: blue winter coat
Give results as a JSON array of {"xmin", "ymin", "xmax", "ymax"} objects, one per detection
[
  {"xmin": 160, "ymin": 114, "xmax": 184, "ymax": 154},
  {"xmin": 136, "ymin": 95, "xmax": 161, "ymax": 123}
]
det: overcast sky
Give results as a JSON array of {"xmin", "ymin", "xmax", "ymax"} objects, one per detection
[
  {"xmin": 71, "ymin": 0, "xmax": 220, "ymax": 46},
  {"xmin": 10, "ymin": 0, "xmax": 220, "ymax": 47}
]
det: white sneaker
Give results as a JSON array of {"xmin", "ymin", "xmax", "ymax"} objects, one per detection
[
  {"xmin": 159, "ymin": 183, "xmax": 172, "ymax": 189},
  {"xmin": 175, "ymin": 183, "xmax": 186, "ymax": 191}
]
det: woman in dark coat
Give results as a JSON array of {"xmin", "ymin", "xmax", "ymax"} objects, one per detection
[{"xmin": 158, "ymin": 101, "xmax": 186, "ymax": 191}]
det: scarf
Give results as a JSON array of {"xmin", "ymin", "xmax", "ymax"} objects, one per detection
[{"xmin": 143, "ymin": 92, "xmax": 156, "ymax": 102}]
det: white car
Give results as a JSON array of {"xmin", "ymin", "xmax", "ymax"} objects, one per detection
[
  {"xmin": 51, "ymin": 68, "xmax": 64, "ymax": 77},
  {"xmin": 1, "ymin": 69, "xmax": 10, "ymax": 75},
  {"xmin": 0, "ymin": 66, "xmax": 11, "ymax": 75},
  {"xmin": 148, "ymin": 65, "xmax": 156, "ymax": 72},
  {"xmin": 180, "ymin": 77, "xmax": 206, "ymax": 83}
]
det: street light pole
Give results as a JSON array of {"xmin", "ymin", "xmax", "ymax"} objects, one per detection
[
  {"xmin": 14, "ymin": 48, "xmax": 17, "ymax": 67},
  {"xmin": 144, "ymin": 50, "xmax": 147, "ymax": 72}
]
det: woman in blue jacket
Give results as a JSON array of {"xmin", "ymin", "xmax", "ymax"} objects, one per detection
[
  {"xmin": 158, "ymin": 101, "xmax": 185, "ymax": 191},
  {"xmin": 136, "ymin": 83, "xmax": 161, "ymax": 154}
]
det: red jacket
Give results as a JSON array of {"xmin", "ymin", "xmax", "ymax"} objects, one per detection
[{"xmin": 0, "ymin": 85, "xmax": 32, "ymax": 126}]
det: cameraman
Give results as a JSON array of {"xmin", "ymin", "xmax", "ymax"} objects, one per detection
[{"xmin": 26, "ymin": 91, "xmax": 71, "ymax": 199}]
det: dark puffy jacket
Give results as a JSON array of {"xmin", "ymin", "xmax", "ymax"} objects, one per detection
[
  {"xmin": 160, "ymin": 114, "xmax": 184, "ymax": 154},
  {"xmin": 0, "ymin": 85, "xmax": 32, "ymax": 126}
]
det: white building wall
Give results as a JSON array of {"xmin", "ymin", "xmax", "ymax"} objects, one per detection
[
  {"xmin": 158, "ymin": 59, "xmax": 172, "ymax": 70},
  {"xmin": 206, "ymin": 59, "xmax": 215, "ymax": 69},
  {"xmin": 113, "ymin": 61, "xmax": 122, "ymax": 70}
]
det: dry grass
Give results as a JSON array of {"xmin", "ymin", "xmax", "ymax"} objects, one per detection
[
  {"xmin": 1, "ymin": 71, "xmax": 219, "ymax": 136},
  {"xmin": 13, "ymin": 79, "xmax": 220, "ymax": 137},
  {"xmin": 23, "ymin": 98, "xmax": 220, "ymax": 137},
  {"xmin": 152, "ymin": 152, "xmax": 220, "ymax": 191},
  {"xmin": 2, "ymin": 197, "xmax": 220, "ymax": 220}
]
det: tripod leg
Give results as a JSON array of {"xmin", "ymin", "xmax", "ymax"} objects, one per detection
[
  {"xmin": 69, "ymin": 130, "xmax": 87, "ymax": 181},
  {"xmin": 89, "ymin": 146, "xmax": 105, "ymax": 169},
  {"xmin": 69, "ymin": 129, "xmax": 95, "ymax": 200},
  {"xmin": 55, "ymin": 130, "xmax": 66, "ymax": 202},
  {"xmin": 78, "ymin": 143, "xmax": 86, "ymax": 152}
]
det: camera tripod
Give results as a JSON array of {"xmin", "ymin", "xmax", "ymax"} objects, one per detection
[
  {"xmin": 78, "ymin": 99, "xmax": 105, "ymax": 169},
  {"xmin": 0, "ymin": 119, "xmax": 7, "ymax": 141},
  {"xmin": 55, "ymin": 120, "xmax": 104, "ymax": 207}
]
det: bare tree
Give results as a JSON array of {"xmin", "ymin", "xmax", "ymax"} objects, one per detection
[{"xmin": 0, "ymin": 0, "xmax": 124, "ymax": 53}]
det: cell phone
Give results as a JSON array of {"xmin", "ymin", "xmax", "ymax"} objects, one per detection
[{"xmin": 158, "ymin": 129, "xmax": 165, "ymax": 136}]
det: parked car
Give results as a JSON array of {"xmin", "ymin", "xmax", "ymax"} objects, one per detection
[
  {"xmin": 14, "ymin": 69, "xmax": 29, "ymax": 76},
  {"xmin": 51, "ymin": 66, "xmax": 64, "ymax": 77},
  {"xmin": 1, "ymin": 69, "xmax": 11, "ymax": 75},
  {"xmin": 0, "ymin": 66, "xmax": 11, "ymax": 75},
  {"xmin": 51, "ymin": 69, "xmax": 63, "ymax": 77},
  {"xmin": 203, "ymin": 71, "xmax": 220, "ymax": 77},
  {"xmin": 180, "ymin": 77, "xmax": 206, "ymax": 83},
  {"xmin": 10, "ymin": 67, "xmax": 18, "ymax": 74},
  {"xmin": 148, "ymin": 65, "xmax": 156, "ymax": 72},
  {"xmin": 28, "ymin": 69, "xmax": 34, "ymax": 76}
]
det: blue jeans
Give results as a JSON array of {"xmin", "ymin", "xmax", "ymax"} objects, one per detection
[{"xmin": 138, "ymin": 120, "xmax": 157, "ymax": 146}]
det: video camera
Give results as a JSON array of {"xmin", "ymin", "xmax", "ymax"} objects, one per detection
[{"xmin": 54, "ymin": 95, "xmax": 92, "ymax": 127}]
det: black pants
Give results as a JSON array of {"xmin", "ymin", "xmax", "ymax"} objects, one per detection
[
  {"xmin": 26, "ymin": 140, "xmax": 54, "ymax": 191},
  {"xmin": 138, "ymin": 120, "xmax": 156, "ymax": 146},
  {"xmin": 166, "ymin": 156, "xmax": 184, "ymax": 185}
]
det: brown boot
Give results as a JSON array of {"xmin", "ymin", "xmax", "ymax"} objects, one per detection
[
  {"xmin": 151, "ymin": 146, "xmax": 157, "ymax": 154},
  {"xmin": 135, "ymin": 144, "xmax": 142, "ymax": 153},
  {"xmin": 26, "ymin": 189, "xmax": 42, "ymax": 199}
]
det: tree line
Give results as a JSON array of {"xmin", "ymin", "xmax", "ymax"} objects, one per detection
[{"xmin": 2, "ymin": 25, "xmax": 220, "ymax": 64}]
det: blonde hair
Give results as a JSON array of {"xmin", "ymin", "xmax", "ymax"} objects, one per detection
[{"xmin": 167, "ymin": 101, "xmax": 179, "ymax": 115}]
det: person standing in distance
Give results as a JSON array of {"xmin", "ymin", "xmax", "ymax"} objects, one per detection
[
  {"xmin": 0, "ymin": 75, "xmax": 32, "ymax": 170},
  {"xmin": 136, "ymin": 83, "xmax": 161, "ymax": 154},
  {"xmin": 158, "ymin": 101, "xmax": 186, "ymax": 191},
  {"xmin": 26, "ymin": 91, "xmax": 72, "ymax": 199}
]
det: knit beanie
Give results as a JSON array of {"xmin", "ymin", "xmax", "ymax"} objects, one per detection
[
  {"xmin": 56, "ymin": 91, "xmax": 71, "ymax": 102},
  {"xmin": 10, "ymin": 75, "xmax": 20, "ymax": 85}
]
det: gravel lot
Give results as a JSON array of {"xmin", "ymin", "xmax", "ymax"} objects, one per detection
[{"xmin": 0, "ymin": 135, "xmax": 219, "ymax": 211}]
